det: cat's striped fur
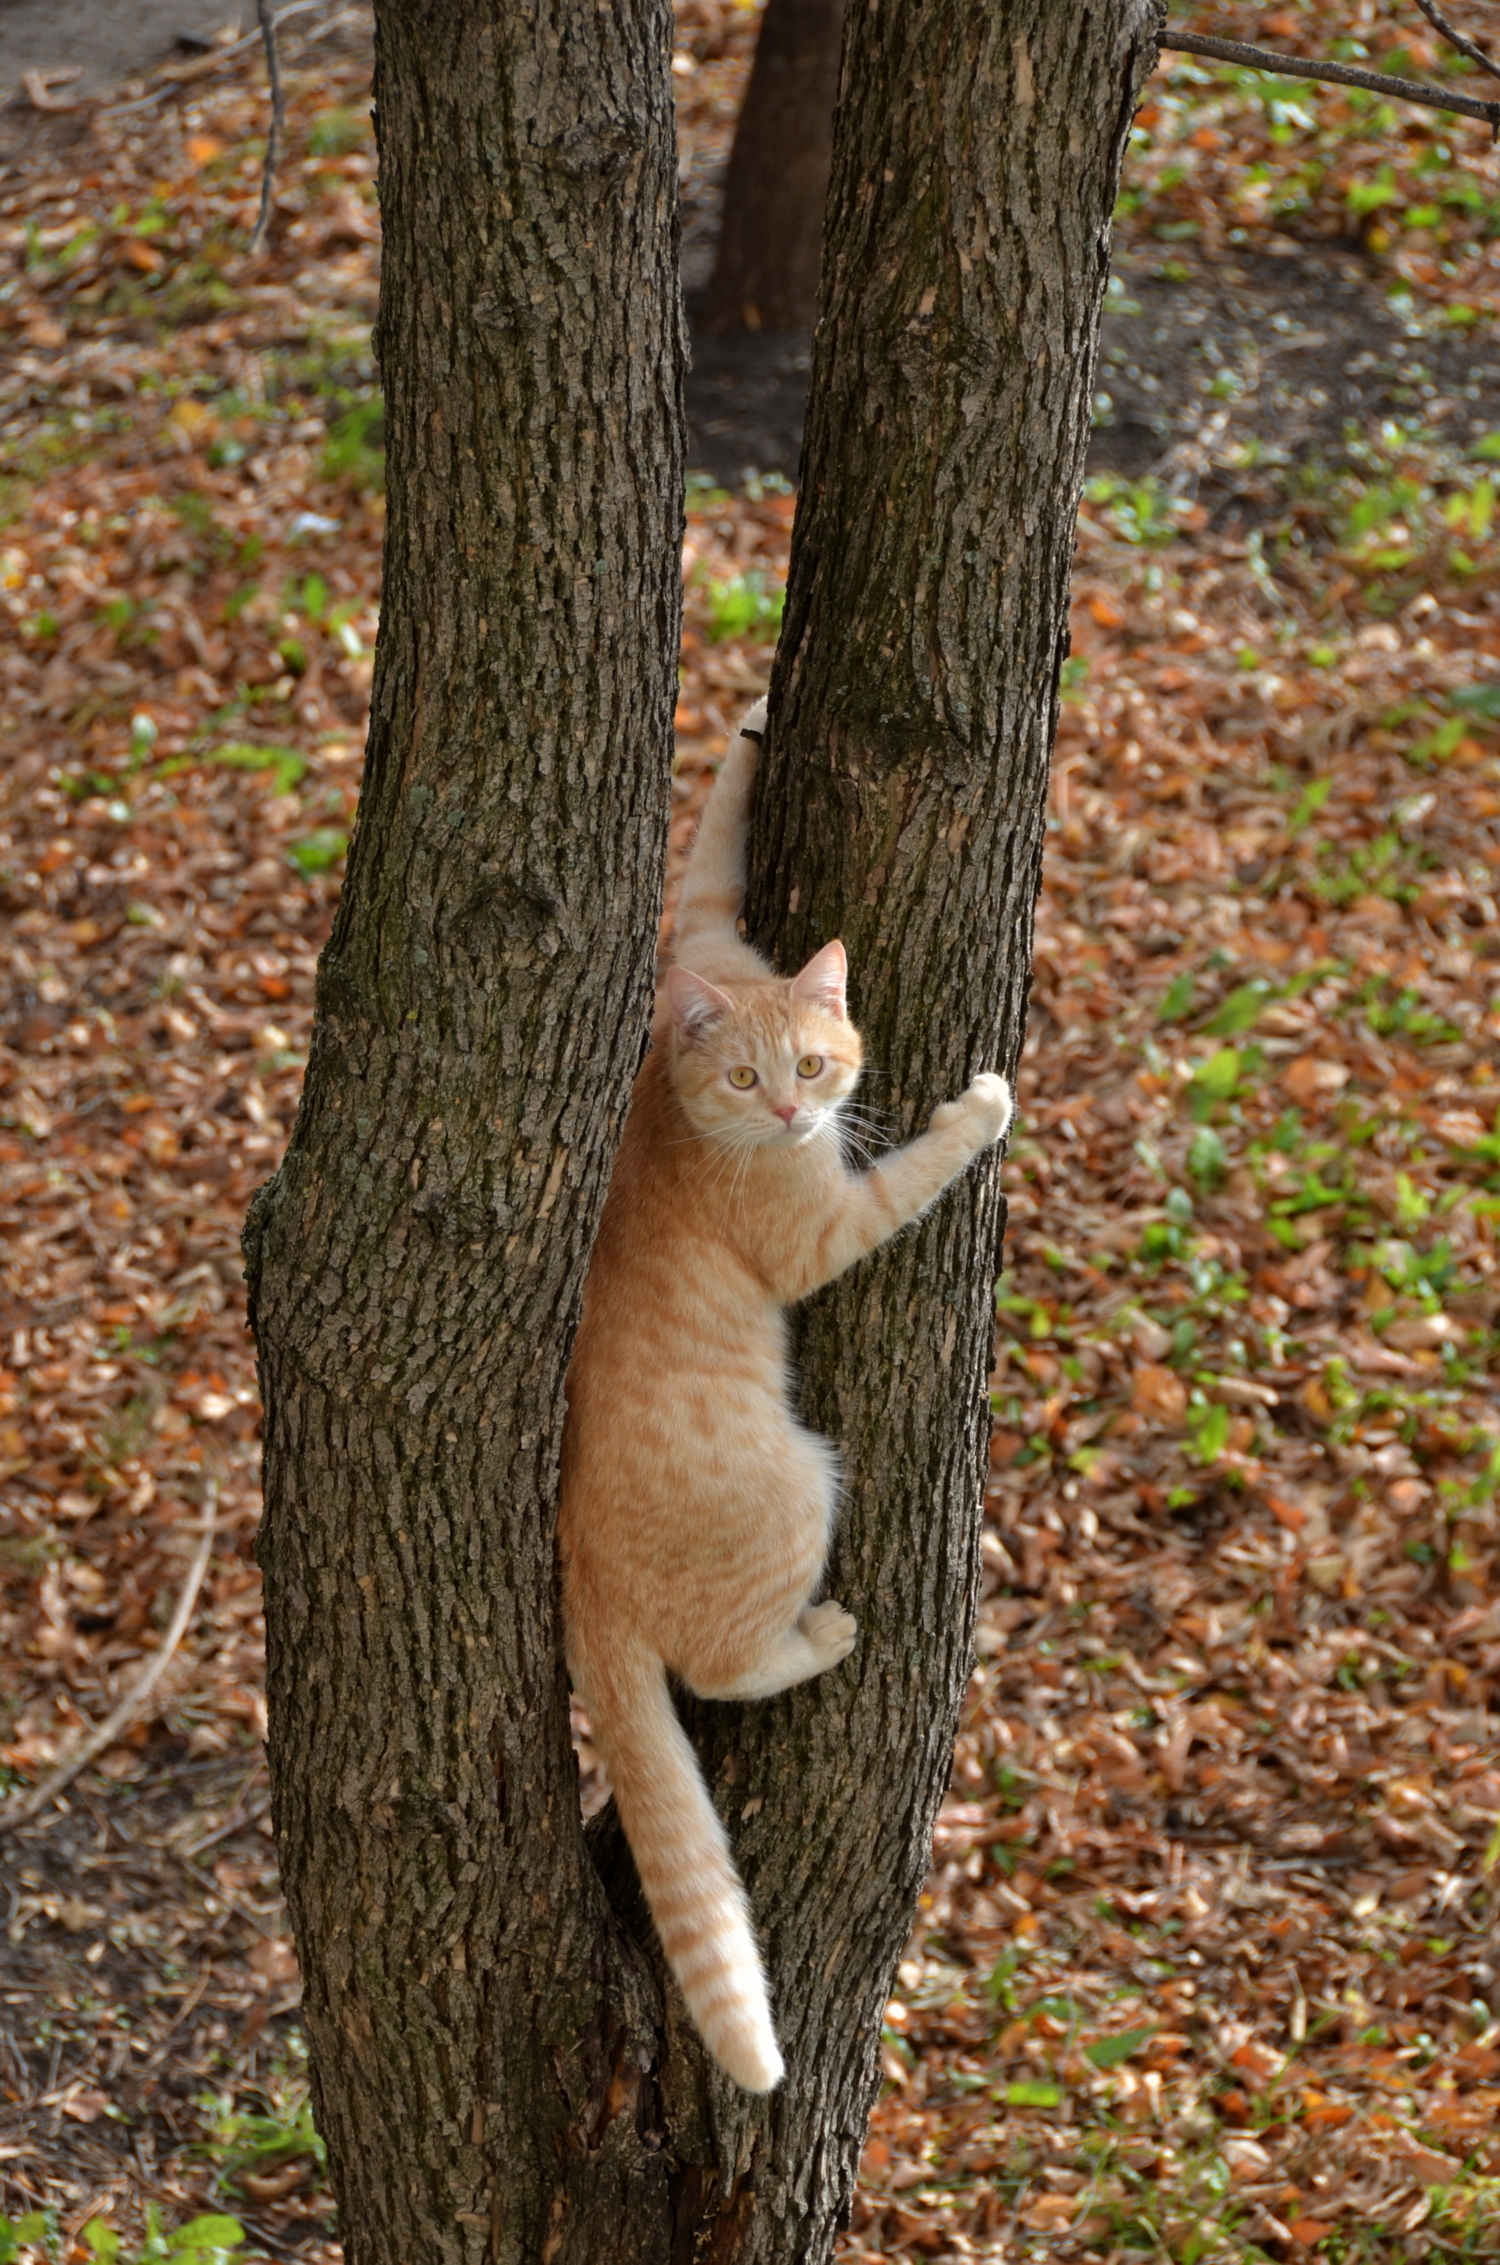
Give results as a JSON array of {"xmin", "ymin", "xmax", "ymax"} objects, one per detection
[{"xmin": 559, "ymin": 699, "xmax": 1012, "ymax": 2091}]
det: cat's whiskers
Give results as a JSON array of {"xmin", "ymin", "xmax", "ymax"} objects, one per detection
[
  {"xmin": 834, "ymin": 1100, "xmax": 893, "ymax": 1133},
  {"xmin": 684, "ymin": 1133, "xmax": 743, "ymax": 1200},
  {"xmin": 685, "ymin": 1122, "xmax": 766, "ymax": 1212},
  {"xmin": 726, "ymin": 1132, "xmax": 764, "ymax": 1214},
  {"xmin": 831, "ymin": 1102, "xmax": 891, "ymax": 1169}
]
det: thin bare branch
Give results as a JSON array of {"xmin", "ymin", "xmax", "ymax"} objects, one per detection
[
  {"xmin": 248, "ymin": 0, "xmax": 288, "ymax": 257},
  {"xmin": 0, "ymin": 1486, "xmax": 217, "ymax": 1833},
  {"xmin": 1411, "ymin": 0, "xmax": 1500, "ymax": 86},
  {"xmin": 1161, "ymin": 31, "xmax": 1500, "ymax": 133}
]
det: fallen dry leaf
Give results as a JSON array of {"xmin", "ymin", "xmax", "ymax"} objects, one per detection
[
  {"xmin": 58, "ymin": 2089, "xmax": 111, "ymax": 2124},
  {"xmin": 1283, "ymin": 1057, "xmax": 1351, "ymax": 1105},
  {"xmin": 1131, "ymin": 1363, "xmax": 1188, "ymax": 1423}
]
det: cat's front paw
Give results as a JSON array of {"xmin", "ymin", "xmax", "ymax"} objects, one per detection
[
  {"xmin": 739, "ymin": 697, "xmax": 768, "ymax": 748},
  {"xmin": 931, "ymin": 1073, "xmax": 1012, "ymax": 1146},
  {"xmin": 963, "ymin": 1071, "xmax": 1013, "ymax": 1143}
]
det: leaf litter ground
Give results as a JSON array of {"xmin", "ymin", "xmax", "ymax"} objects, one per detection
[{"xmin": 0, "ymin": 3, "xmax": 1498, "ymax": 2258}]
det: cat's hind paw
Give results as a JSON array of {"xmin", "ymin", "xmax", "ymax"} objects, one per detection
[{"xmin": 799, "ymin": 1598, "xmax": 858, "ymax": 1670}]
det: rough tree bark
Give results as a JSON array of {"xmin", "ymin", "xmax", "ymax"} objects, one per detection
[
  {"xmin": 700, "ymin": 0, "xmax": 844, "ymax": 335},
  {"xmin": 243, "ymin": 2, "xmax": 691, "ymax": 2259},
  {"xmin": 246, "ymin": 2, "xmax": 1161, "ymax": 2262}
]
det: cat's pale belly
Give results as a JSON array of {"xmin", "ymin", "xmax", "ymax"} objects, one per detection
[
  {"xmin": 568, "ymin": 1372, "xmax": 837, "ymax": 1537},
  {"xmin": 562, "ymin": 1298, "xmax": 840, "ymax": 1651}
]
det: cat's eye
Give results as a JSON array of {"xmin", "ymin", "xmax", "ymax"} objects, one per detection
[
  {"xmin": 796, "ymin": 1055, "xmax": 824, "ymax": 1079},
  {"xmin": 728, "ymin": 1065, "xmax": 758, "ymax": 1089}
]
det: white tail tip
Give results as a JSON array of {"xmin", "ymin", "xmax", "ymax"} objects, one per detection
[
  {"xmin": 704, "ymin": 2012, "xmax": 784, "ymax": 2094},
  {"xmin": 677, "ymin": 1936, "xmax": 786, "ymax": 2091}
]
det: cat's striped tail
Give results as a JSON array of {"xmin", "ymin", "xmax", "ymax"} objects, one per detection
[
  {"xmin": 578, "ymin": 1640, "xmax": 784, "ymax": 2093},
  {"xmin": 672, "ymin": 698, "xmax": 766, "ymax": 964}
]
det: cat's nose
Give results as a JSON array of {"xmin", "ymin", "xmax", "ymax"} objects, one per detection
[{"xmin": 774, "ymin": 1103, "xmax": 798, "ymax": 1126}]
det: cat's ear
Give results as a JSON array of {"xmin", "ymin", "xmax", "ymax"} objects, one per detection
[
  {"xmin": 790, "ymin": 939, "xmax": 848, "ymax": 1020},
  {"xmin": 666, "ymin": 965, "xmax": 734, "ymax": 1042}
]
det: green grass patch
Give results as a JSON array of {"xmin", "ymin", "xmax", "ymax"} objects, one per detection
[
  {"xmin": 83, "ymin": 2212, "xmax": 247, "ymax": 2263},
  {"xmin": 702, "ymin": 571, "xmax": 785, "ymax": 644},
  {"xmin": 160, "ymin": 743, "xmax": 308, "ymax": 794},
  {"xmin": 285, "ymin": 829, "xmax": 348, "ymax": 875},
  {"xmin": 321, "ymin": 396, "xmax": 385, "ymax": 492}
]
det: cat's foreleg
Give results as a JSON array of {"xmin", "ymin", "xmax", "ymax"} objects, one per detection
[
  {"xmin": 793, "ymin": 1073, "xmax": 1012, "ymax": 1296},
  {"xmin": 673, "ymin": 699, "xmax": 766, "ymax": 959},
  {"xmin": 862, "ymin": 1071, "xmax": 1012, "ymax": 1240},
  {"xmin": 691, "ymin": 1599, "xmax": 858, "ymax": 1701}
]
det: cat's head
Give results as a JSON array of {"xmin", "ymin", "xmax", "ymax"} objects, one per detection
[{"xmin": 665, "ymin": 941, "xmax": 863, "ymax": 1149}]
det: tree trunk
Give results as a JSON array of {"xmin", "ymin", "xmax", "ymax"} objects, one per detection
[
  {"xmin": 700, "ymin": 0, "xmax": 844, "ymax": 335},
  {"xmin": 246, "ymin": 1, "xmax": 1160, "ymax": 2261},
  {"xmin": 701, "ymin": 0, "xmax": 1163, "ymax": 2254},
  {"xmin": 244, "ymin": 2, "xmax": 693, "ymax": 2259}
]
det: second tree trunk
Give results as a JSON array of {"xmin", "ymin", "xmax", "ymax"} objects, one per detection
[{"xmin": 698, "ymin": 2, "xmax": 1163, "ymax": 2256}]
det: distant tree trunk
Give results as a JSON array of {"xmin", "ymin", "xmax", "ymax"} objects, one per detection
[
  {"xmin": 700, "ymin": 0, "xmax": 844, "ymax": 334},
  {"xmin": 246, "ymin": 0, "xmax": 1160, "ymax": 2260}
]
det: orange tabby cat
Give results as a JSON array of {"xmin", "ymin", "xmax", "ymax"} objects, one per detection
[{"xmin": 559, "ymin": 699, "xmax": 1012, "ymax": 2092}]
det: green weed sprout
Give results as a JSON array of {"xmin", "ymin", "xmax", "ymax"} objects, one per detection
[
  {"xmin": 0, "ymin": 2215, "xmax": 51, "ymax": 2265},
  {"xmin": 82, "ymin": 2213, "xmax": 246, "ymax": 2265}
]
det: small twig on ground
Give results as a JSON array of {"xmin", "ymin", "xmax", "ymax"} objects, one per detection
[
  {"xmin": 1412, "ymin": 0, "xmax": 1500, "ymax": 86},
  {"xmin": 249, "ymin": 0, "xmax": 287, "ymax": 258},
  {"xmin": 1160, "ymin": 30, "xmax": 1500, "ymax": 134},
  {"xmin": 0, "ymin": 1485, "xmax": 217, "ymax": 1833},
  {"xmin": 134, "ymin": 1969, "xmax": 213, "ymax": 2077},
  {"xmin": 181, "ymin": 1790, "xmax": 272, "ymax": 1859},
  {"xmin": 176, "ymin": 1759, "xmax": 269, "ymax": 1857},
  {"xmin": 21, "ymin": 68, "xmax": 87, "ymax": 114}
]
